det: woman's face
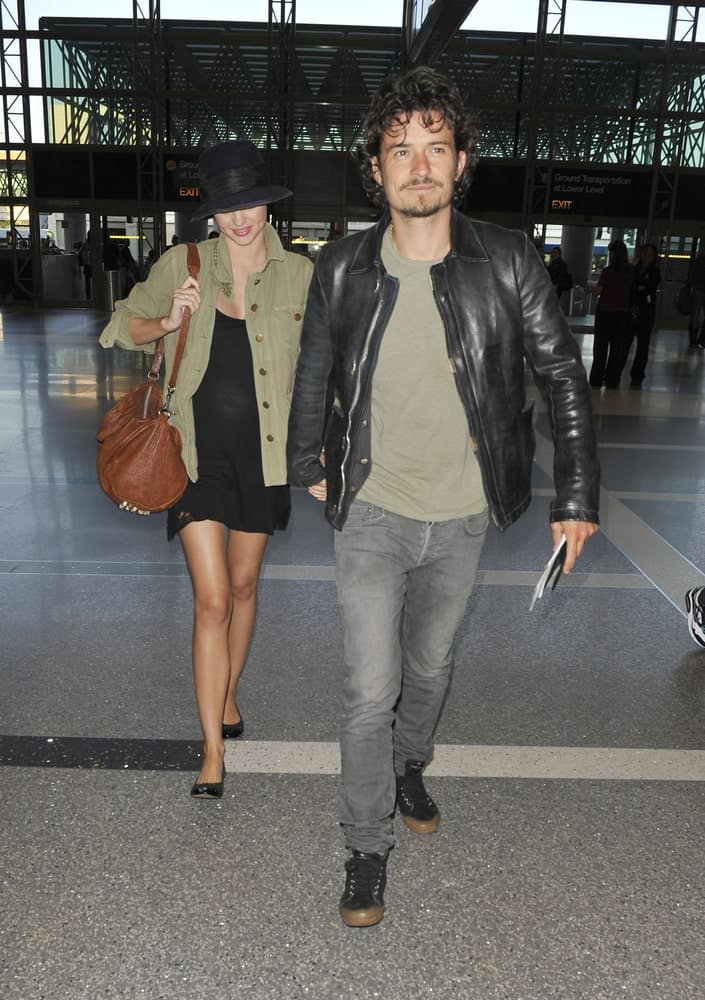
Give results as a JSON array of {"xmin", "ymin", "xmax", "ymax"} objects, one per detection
[
  {"xmin": 641, "ymin": 246, "xmax": 657, "ymax": 266},
  {"xmin": 214, "ymin": 204, "xmax": 267, "ymax": 249}
]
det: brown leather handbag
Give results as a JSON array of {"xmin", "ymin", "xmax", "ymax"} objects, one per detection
[{"xmin": 96, "ymin": 242, "xmax": 200, "ymax": 515}]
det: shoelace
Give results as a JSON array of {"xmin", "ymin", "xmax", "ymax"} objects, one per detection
[
  {"xmin": 399, "ymin": 775, "xmax": 434, "ymax": 810},
  {"xmin": 346, "ymin": 854, "xmax": 384, "ymax": 896}
]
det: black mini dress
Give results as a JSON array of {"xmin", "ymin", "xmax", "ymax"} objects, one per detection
[{"xmin": 167, "ymin": 310, "xmax": 291, "ymax": 540}]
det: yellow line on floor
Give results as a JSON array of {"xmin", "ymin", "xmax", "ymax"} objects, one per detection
[{"xmin": 224, "ymin": 741, "xmax": 705, "ymax": 782}]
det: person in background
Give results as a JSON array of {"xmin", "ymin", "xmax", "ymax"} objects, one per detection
[
  {"xmin": 547, "ymin": 246, "xmax": 573, "ymax": 300},
  {"xmin": 589, "ymin": 239, "xmax": 634, "ymax": 389},
  {"xmin": 116, "ymin": 239, "xmax": 141, "ymax": 293},
  {"xmin": 78, "ymin": 233, "xmax": 93, "ymax": 299},
  {"xmin": 99, "ymin": 140, "xmax": 312, "ymax": 800},
  {"xmin": 627, "ymin": 243, "xmax": 661, "ymax": 387},
  {"xmin": 688, "ymin": 248, "xmax": 705, "ymax": 348},
  {"xmin": 287, "ymin": 65, "xmax": 599, "ymax": 928},
  {"xmin": 685, "ymin": 587, "xmax": 705, "ymax": 647},
  {"xmin": 142, "ymin": 248, "xmax": 157, "ymax": 279}
]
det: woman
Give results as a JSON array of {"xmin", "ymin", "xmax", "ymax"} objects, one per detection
[
  {"xmin": 589, "ymin": 239, "xmax": 634, "ymax": 389},
  {"xmin": 100, "ymin": 140, "xmax": 313, "ymax": 797}
]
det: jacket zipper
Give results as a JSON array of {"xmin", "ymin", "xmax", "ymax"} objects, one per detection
[
  {"xmin": 338, "ymin": 269, "xmax": 398, "ymax": 511},
  {"xmin": 430, "ymin": 266, "xmax": 503, "ymax": 527}
]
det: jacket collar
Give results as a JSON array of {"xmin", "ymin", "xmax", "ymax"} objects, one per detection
[
  {"xmin": 348, "ymin": 208, "xmax": 491, "ymax": 273},
  {"xmin": 213, "ymin": 222, "xmax": 285, "ymax": 284},
  {"xmin": 449, "ymin": 210, "xmax": 492, "ymax": 263}
]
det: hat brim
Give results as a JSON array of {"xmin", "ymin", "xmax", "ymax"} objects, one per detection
[{"xmin": 189, "ymin": 185, "xmax": 293, "ymax": 222}]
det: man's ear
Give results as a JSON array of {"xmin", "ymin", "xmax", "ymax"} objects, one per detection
[
  {"xmin": 455, "ymin": 150, "xmax": 467, "ymax": 181},
  {"xmin": 371, "ymin": 156, "xmax": 383, "ymax": 187}
]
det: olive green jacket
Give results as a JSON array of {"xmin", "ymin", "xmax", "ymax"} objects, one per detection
[{"xmin": 99, "ymin": 225, "xmax": 313, "ymax": 485}]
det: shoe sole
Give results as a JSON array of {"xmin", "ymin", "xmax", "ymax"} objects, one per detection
[
  {"xmin": 401, "ymin": 812, "xmax": 441, "ymax": 834},
  {"xmin": 339, "ymin": 904, "xmax": 384, "ymax": 928},
  {"xmin": 685, "ymin": 589, "xmax": 705, "ymax": 648}
]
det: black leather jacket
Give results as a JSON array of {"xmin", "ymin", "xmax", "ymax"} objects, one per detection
[{"xmin": 287, "ymin": 210, "xmax": 599, "ymax": 531}]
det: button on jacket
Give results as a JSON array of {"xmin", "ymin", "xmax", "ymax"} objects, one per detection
[
  {"xmin": 99, "ymin": 225, "xmax": 313, "ymax": 485},
  {"xmin": 287, "ymin": 210, "xmax": 599, "ymax": 531}
]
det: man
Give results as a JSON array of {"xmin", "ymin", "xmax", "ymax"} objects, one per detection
[
  {"xmin": 547, "ymin": 245, "xmax": 573, "ymax": 299},
  {"xmin": 78, "ymin": 234, "xmax": 92, "ymax": 299},
  {"xmin": 287, "ymin": 66, "xmax": 600, "ymax": 928}
]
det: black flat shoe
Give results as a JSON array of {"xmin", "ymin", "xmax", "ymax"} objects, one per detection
[
  {"xmin": 190, "ymin": 763, "xmax": 225, "ymax": 799},
  {"xmin": 222, "ymin": 711, "xmax": 244, "ymax": 740}
]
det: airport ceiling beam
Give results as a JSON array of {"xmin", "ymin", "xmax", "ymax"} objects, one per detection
[
  {"xmin": 267, "ymin": 1, "xmax": 296, "ymax": 245},
  {"xmin": 403, "ymin": 0, "xmax": 480, "ymax": 67},
  {"xmin": 132, "ymin": 0, "xmax": 165, "ymax": 259}
]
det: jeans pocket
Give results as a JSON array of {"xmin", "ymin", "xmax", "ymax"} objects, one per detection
[
  {"xmin": 463, "ymin": 510, "xmax": 489, "ymax": 536},
  {"xmin": 343, "ymin": 500, "xmax": 386, "ymax": 528}
]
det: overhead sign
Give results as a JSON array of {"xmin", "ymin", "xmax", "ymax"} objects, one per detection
[
  {"xmin": 549, "ymin": 169, "xmax": 651, "ymax": 217},
  {"xmin": 164, "ymin": 155, "xmax": 200, "ymax": 203}
]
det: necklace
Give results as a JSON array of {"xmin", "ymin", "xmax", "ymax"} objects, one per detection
[
  {"xmin": 213, "ymin": 240, "xmax": 267, "ymax": 299},
  {"xmin": 212, "ymin": 243, "xmax": 232, "ymax": 298}
]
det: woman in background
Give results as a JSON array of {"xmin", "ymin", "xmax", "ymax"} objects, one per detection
[{"xmin": 589, "ymin": 239, "xmax": 634, "ymax": 389}]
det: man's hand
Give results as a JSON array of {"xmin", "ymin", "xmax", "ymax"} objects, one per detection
[
  {"xmin": 307, "ymin": 479, "xmax": 327, "ymax": 502},
  {"xmin": 550, "ymin": 520, "xmax": 599, "ymax": 574}
]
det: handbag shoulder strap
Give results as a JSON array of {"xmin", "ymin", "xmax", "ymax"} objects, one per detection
[
  {"xmin": 149, "ymin": 242, "xmax": 201, "ymax": 386},
  {"xmin": 167, "ymin": 242, "xmax": 201, "ymax": 390}
]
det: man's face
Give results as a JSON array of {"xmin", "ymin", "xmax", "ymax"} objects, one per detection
[
  {"xmin": 550, "ymin": 248, "xmax": 561, "ymax": 261},
  {"xmin": 371, "ymin": 111, "xmax": 466, "ymax": 219}
]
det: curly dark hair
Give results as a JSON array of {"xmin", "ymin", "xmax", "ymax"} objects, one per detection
[{"xmin": 355, "ymin": 65, "xmax": 478, "ymax": 210}]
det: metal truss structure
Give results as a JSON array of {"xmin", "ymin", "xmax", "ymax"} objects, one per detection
[
  {"xmin": 0, "ymin": 1, "xmax": 704, "ymax": 300},
  {"xmin": 0, "ymin": 0, "xmax": 34, "ymax": 297},
  {"xmin": 35, "ymin": 10, "xmax": 705, "ymax": 170},
  {"xmin": 131, "ymin": 0, "xmax": 165, "ymax": 266},
  {"xmin": 403, "ymin": 0, "xmax": 479, "ymax": 66},
  {"xmin": 267, "ymin": 0, "xmax": 296, "ymax": 244}
]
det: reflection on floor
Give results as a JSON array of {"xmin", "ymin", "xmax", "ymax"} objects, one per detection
[{"xmin": 3, "ymin": 308, "xmax": 705, "ymax": 999}]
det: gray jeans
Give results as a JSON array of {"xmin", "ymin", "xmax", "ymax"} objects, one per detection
[{"xmin": 334, "ymin": 500, "xmax": 488, "ymax": 855}]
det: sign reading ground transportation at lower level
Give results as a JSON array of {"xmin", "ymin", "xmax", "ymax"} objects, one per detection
[{"xmin": 549, "ymin": 168, "xmax": 652, "ymax": 218}]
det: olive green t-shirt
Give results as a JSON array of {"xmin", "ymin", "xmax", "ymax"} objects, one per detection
[{"xmin": 357, "ymin": 228, "xmax": 487, "ymax": 521}]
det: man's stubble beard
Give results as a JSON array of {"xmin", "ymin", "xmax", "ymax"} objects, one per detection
[{"xmin": 395, "ymin": 185, "xmax": 455, "ymax": 219}]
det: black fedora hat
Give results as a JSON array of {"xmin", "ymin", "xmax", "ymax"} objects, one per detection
[{"xmin": 190, "ymin": 140, "xmax": 292, "ymax": 221}]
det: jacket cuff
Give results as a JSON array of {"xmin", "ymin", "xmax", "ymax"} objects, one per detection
[
  {"xmin": 290, "ymin": 460, "xmax": 325, "ymax": 489},
  {"xmin": 549, "ymin": 503, "xmax": 600, "ymax": 525}
]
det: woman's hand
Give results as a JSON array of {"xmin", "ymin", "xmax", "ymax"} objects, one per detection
[
  {"xmin": 127, "ymin": 276, "xmax": 202, "ymax": 346},
  {"xmin": 162, "ymin": 276, "xmax": 201, "ymax": 333}
]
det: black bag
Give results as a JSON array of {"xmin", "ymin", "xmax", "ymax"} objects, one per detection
[{"xmin": 676, "ymin": 284, "xmax": 692, "ymax": 316}]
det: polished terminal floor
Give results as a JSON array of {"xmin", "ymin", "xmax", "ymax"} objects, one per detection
[{"xmin": 2, "ymin": 305, "xmax": 705, "ymax": 1000}]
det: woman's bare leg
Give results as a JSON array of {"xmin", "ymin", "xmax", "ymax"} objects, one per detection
[
  {"xmin": 222, "ymin": 530, "xmax": 269, "ymax": 726},
  {"xmin": 179, "ymin": 519, "xmax": 231, "ymax": 785}
]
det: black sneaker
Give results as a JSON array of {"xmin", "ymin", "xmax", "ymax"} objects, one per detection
[
  {"xmin": 339, "ymin": 851, "xmax": 388, "ymax": 928},
  {"xmin": 685, "ymin": 588, "xmax": 705, "ymax": 648},
  {"xmin": 396, "ymin": 760, "xmax": 440, "ymax": 834}
]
